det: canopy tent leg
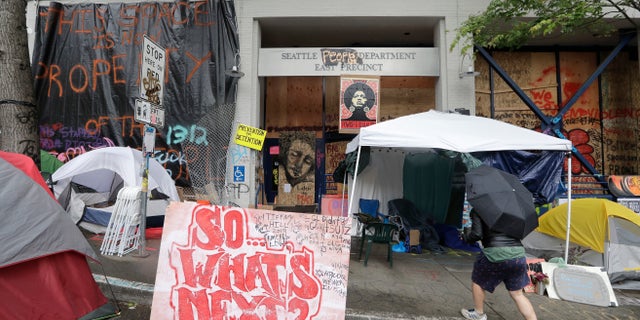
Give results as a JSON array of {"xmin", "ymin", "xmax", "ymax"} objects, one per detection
[
  {"xmin": 347, "ymin": 146, "xmax": 362, "ymax": 219},
  {"xmin": 564, "ymin": 153, "xmax": 573, "ymax": 262}
]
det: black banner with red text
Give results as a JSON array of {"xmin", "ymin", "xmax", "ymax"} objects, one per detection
[{"xmin": 32, "ymin": 0, "xmax": 238, "ymax": 185}]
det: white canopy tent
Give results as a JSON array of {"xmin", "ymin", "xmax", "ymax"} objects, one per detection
[{"xmin": 346, "ymin": 110, "xmax": 575, "ymax": 260}]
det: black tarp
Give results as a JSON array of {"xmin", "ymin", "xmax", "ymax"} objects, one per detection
[{"xmin": 32, "ymin": 0, "xmax": 239, "ymax": 186}]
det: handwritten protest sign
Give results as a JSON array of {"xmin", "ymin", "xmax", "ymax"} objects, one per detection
[
  {"xmin": 234, "ymin": 124, "xmax": 267, "ymax": 151},
  {"xmin": 151, "ymin": 202, "xmax": 351, "ymax": 319}
]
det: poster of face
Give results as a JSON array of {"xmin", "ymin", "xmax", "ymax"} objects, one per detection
[
  {"xmin": 278, "ymin": 131, "xmax": 316, "ymax": 205},
  {"xmin": 151, "ymin": 202, "xmax": 351, "ymax": 319},
  {"xmin": 339, "ymin": 76, "xmax": 380, "ymax": 134}
]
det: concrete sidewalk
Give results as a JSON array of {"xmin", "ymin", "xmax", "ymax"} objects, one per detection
[{"xmin": 85, "ymin": 232, "xmax": 640, "ymax": 319}]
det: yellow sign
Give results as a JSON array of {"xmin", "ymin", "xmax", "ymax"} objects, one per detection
[{"xmin": 234, "ymin": 124, "xmax": 267, "ymax": 150}]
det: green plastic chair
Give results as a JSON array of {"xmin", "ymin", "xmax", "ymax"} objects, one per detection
[{"xmin": 363, "ymin": 222, "xmax": 399, "ymax": 267}]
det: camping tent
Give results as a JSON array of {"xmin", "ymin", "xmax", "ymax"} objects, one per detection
[
  {"xmin": 0, "ymin": 152, "xmax": 117, "ymax": 318},
  {"xmin": 345, "ymin": 111, "xmax": 574, "ymax": 255},
  {"xmin": 0, "ymin": 151, "xmax": 56, "ymax": 200},
  {"xmin": 52, "ymin": 147, "xmax": 179, "ymax": 202},
  {"xmin": 523, "ymin": 198, "xmax": 640, "ymax": 283},
  {"xmin": 51, "ymin": 147, "xmax": 179, "ymax": 229}
]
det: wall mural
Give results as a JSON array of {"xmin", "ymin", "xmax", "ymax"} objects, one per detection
[{"xmin": 278, "ymin": 132, "xmax": 316, "ymax": 205}]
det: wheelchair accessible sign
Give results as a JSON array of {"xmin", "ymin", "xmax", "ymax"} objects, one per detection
[{"xmin": 233, "ymin": 165, "xmax": 245, "ymax": 182}]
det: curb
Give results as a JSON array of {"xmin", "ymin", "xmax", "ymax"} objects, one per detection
[
  {"xmin": 93, "ymin": 274, "xmax": 155, "ymax": 306},
  {"xmin": 345, "ymin": 309, "xmax": 463, "ymax": 320},
  {"xmin": 93, "ymin": 274, "xmax": 465, "ymax": 320}
]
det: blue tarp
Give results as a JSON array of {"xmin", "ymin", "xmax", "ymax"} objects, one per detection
[{"xmin": 474, "ymin": 150, "xmax": 565, "ymax": 205}]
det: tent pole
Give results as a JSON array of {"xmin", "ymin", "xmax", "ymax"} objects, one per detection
[
  {"xmin": 564, "ymin": 152, "xmax": 573, "ymax": 262},
  {"xmin": 340, "ymin": 170, "xmax": 347, "ymax": 216},
  {"xmin": 347, "ymin": 146, "xmax": 362, "ymax": 218},
  {"xmin": 135, "ymin": 153, "xmax": 150, "ymax": 258}
]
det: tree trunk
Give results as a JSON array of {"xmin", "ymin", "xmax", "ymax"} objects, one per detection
[{"xmin": 0, "ymin": 0, "xmax": 40, "ymax": 163}]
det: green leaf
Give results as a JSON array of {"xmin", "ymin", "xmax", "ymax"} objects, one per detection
[{"xmin": 451, "ymin": 0, "xmax": 638, "ymax": 54}]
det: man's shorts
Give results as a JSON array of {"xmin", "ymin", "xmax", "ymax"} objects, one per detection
[{"xmin": 471, "ymin": 252, "xmax": 530, "ymax": 293}]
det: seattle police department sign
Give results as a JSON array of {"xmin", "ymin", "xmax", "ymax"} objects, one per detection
[{"xmin": 258, "ymin": 47, "xmax": 439, "ymax": 76}]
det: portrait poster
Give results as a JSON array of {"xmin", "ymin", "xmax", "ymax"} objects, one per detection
[
  {"xmin": 339, "ymin": 76, "xmax": 380, "ymax": 134},
  {"xmin": 278, "ymin": 131, "xmax": 316, "ymax": 205},
  {"xmin": 151, "ymin": 202, "xmax": 352, "ymax": 319}
]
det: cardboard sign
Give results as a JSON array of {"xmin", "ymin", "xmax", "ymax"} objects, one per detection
[
  {"xmin": 234, "ymin": 124, "xmax": 267, "ymax": 151},
  {"xmin": 151, "ymin": 202, "xmax": 352, "ymax": 319}
]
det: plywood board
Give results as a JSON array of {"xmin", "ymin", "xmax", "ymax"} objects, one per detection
[
  {"xmin": 325, "ymin": 77, "xmax": 341, "ymax": 131},
  {"xmin": 266, "ymin": 76, "xmax": 435, "ymax": 135},
  {"xmin": 600, "ymin": 50, "xmax": 640, "ymax": 175},
  {"xmin": 265, "ymin": 77, "xmax": 323, "ymax": 135},
  {"xmin": 475, "ymin": 51, "xmax": 556, "ymax": 127},
  {"xmin": 379, "ymin": 77, "xmax": 435, "ymax": 122},
  {"xmin": 325, "ymin": 141, "xmax": 348, "ymax": 194}
]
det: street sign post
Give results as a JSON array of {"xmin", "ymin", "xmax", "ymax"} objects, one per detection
[
  {"xmin": 134, "ymin": 35, "xmax": 167, "ymax": 258},
  {"xmin": 135, "ymin": 98, "xmax": 165, "ymax": 128},
  {"xmin": 140, "ymin": 35, "xmax": 166, "ymax": 106}
]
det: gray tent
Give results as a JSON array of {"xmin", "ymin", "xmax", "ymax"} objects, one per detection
[{"xmin": 0, "ymin": 153, "xmax": 117, "ymax": 319}]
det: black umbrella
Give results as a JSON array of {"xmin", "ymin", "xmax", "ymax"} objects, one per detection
[{"xmin": 465, "ymin": 165, "xmax": 538, "ymax": 239}]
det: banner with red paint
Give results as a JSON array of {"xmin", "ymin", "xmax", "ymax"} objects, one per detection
[
  {"xmin": 151, "ymin": 202, "xmax": 351, "ymax": 319},
  {"xmin": 32, "ymin": 1, "xmax": 238, "ymax": 186}
]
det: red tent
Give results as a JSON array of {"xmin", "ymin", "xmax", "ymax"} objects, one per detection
[
  {"xmin": 0, "ymin": 150, "xmax": 55, "ymax": 199},
  {"xmin": 0, "ymin": 152, "xmax": 117, "ymax": 319}
]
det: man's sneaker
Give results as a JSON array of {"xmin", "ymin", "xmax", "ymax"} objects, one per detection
[{"xmin": 461, "ymin": 308, "xmax": 487, "ymax": 320}]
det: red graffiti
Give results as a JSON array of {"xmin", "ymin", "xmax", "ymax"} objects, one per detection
[
  {"xmin": 170, "ymin": 206, "xmax": 322, "ymax": 319},
  {"xmin": 530, "ymin": 90, "xmax": 557, "ymax": 110},
  {"xmin": 564, "ymin": 128, "xmax": 596, "ymax": 175}
]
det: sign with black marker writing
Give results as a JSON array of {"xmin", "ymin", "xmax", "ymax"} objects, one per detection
[{"xmin": 151, "ymin": 202, "xmax": 352, "ymax": 319}]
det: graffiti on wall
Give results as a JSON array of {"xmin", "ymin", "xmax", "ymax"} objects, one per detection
[
  {"xmin": 32, "ymin": 1, "xmax": 238, "ymax": 186},
  {"xmin": 478, "ymin": 51, "xmax": 640, "ymax": 186}
]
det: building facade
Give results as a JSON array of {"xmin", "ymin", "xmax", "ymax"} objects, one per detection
[{"xmin": 232, "ymin": 0, "xmax": 489, "ymax": 208}]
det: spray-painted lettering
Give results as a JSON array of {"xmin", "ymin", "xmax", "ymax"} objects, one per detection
[{"xmin": 170, "ymin": 205, "xmax": 322, "ymax": 318}]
